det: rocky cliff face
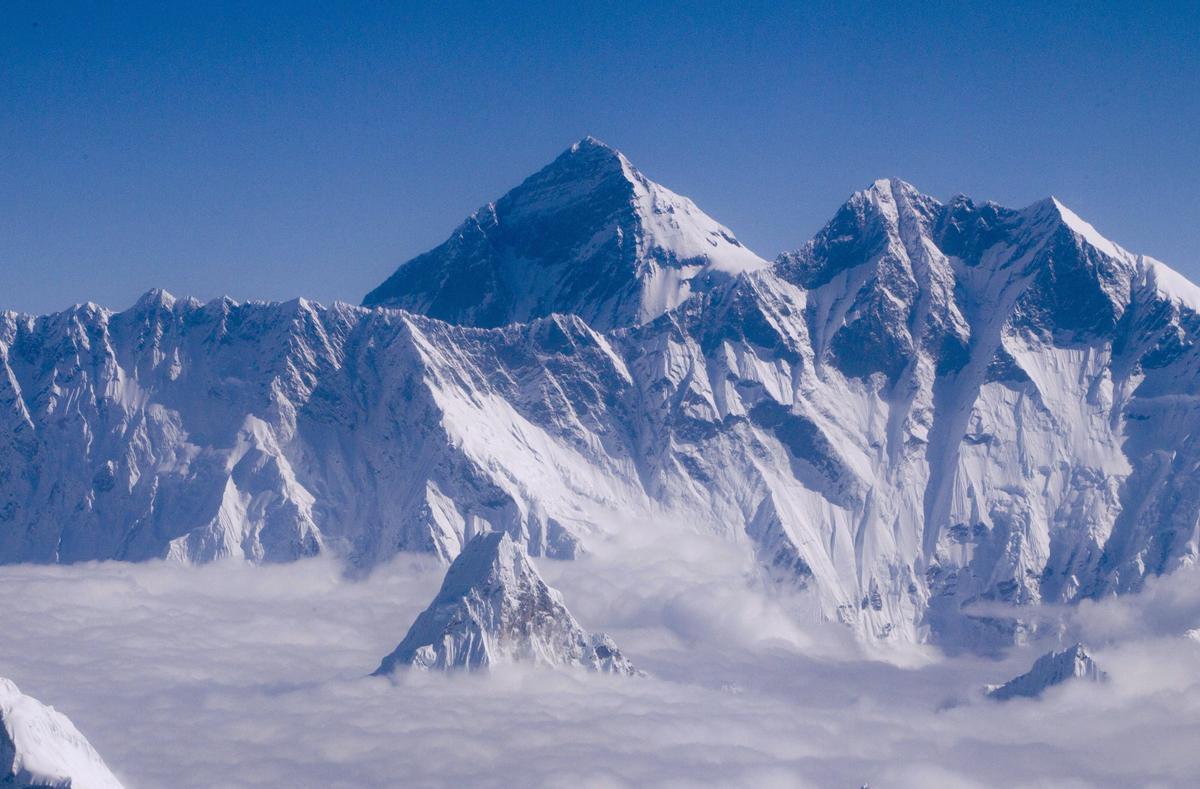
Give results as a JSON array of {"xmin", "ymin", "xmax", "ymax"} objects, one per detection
[{"xmin": 3, "ymin": 141, "xmax": 1200, "ymax": 650}]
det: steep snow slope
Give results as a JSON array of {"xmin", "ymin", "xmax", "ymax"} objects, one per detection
[
  {"xmin": 362, "ymin": 137, "xmax": 768, "ymax": 329},
  {"xmin": 375, "ymin": 531, "xmax": 636, "ymax": 674},
  {"xmin": 3, "ymin": 156, "xmax": 1200, "ymax": 649},
  {"xmin": 986, "ymin": 643, "xmax": 1106, "ymax": 700},
  {"xmin": 0, "ymin": 296, "xmax": 642, "ymax": 566},
  {"xmin": 0, "ymin": 678, "xmax": 124, "ymax": 789},
  {"xmin": 760, "ymin": 179, "xmax": 1200, "ymax": 645}
]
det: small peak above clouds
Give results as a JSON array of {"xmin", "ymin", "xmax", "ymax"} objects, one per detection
[
  {"xmin": 986, "ymin": 643, "xmax": 1107, "ymax": 701},
  {"xmin": 374, "ymin": 531, "xmax": 637, "ymax": 676},
  {"xmin": 1, "ymin": 677, "xmax": 125, "ymax": 789}
]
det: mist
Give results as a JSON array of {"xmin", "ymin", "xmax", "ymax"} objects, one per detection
[{"xmin": 2, "ymin": 533, "xmax": 1198, "ymax": 788}]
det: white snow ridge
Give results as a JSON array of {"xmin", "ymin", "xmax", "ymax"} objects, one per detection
[
  {"xmin": 374, "ymin": 531, "xmax": 637, "ymax": 675},
  {"xmin": 0, "ymin": 678, "xmax": 124, "ymax": 789}
]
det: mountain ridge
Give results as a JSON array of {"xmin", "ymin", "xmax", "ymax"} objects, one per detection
[{"xmin": 3, "ymin": 141, "xmax": 1200, "ymax": 650}]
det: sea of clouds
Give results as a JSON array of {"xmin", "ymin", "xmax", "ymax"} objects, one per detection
[{"xmin": 2, "ymin": 529, "xmax": 1198, "ymax": 788}]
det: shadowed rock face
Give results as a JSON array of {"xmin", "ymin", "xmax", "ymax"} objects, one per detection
[
  {"xmin": 374, "ymin": 531, "xmax": 636, "ymax": 675},
  {"xmin": 987, "ymin": 643, "xmax": 1107, "ymax": 701},
  {"xmin": 0, "ymin": 678, "xmax": 124, "ymax": 789}
]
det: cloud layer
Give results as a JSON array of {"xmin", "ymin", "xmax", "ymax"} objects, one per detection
[{"xmin": 1, "ymin": 534, "xmax": 1198, "ymax": 788}]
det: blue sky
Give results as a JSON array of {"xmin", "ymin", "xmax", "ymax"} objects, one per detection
[{"xmin": 2, "ymin": 1, "xmax": 1197, "ymax": 314}]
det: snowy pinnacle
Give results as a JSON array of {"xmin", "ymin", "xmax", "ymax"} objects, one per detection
[
  {"xmin": 374, "ymin": 531, "xmax": 637, "ymax": 674},
  {"xmin": 0, "ymin": 677, "xmax": 125, "ymax": 789},
  {"xmin": 987, "ymin": 644, "xmax": 1107, "ymax": 700},
  {"xmin": 362, "ymin": 137, "xmax": 767, "ymax": 329}
]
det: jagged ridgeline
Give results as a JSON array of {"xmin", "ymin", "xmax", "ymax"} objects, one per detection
[{"xmin": 4, "ymin": 138, "xmax": 1200, "ymax": 647}]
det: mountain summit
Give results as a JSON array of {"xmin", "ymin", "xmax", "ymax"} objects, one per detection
[
  {"xmin": 374, "ymin": 531, "xmax": 636, "ymax": 674},
  {"xmin": 987, "ymin": 644, "xmax": 1107, "ymax": 700},
  {"xmin": 362, "ymin": 137, "xmax": 767, "ymax": 329},
  {"xmin": 0, "ymin": 677, "xmax": 125, "ymax": 789}
]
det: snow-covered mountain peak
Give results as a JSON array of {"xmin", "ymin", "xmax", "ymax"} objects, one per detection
[
  {"xmin": 861, "ymin": 176, "xmax": 926, "ymax": 203},
  {"xmin": 1046, "ymin": 197, "xmax": 1127, "ymax": 259},
  {"xmin": 8, "ymin": 162, "xmax": 1200, "ymax": 654},
  {"xmin": 1, "ymin": 677, "xmax": 125, "ymax": 789},
  {"xmin": 852, "ymin": 177, "xmax": 940, "ymax": 218},
  {"xmin": 562, "ymin": 134, "xmax": 625, "ymax": 166},
  {"xmin": 131, "ymin": 287, "xmax": 177, "ymax": 312},
  {"xmin": 427, "ymin": 530, "xmax": 522, "ymax": 601},
  {"xmin": 374, "ymin": 531, "xmax": 637, "ymax": 674},
  {"xmin": 987, "ymin": 644, "xmax": 1107, "ymax": 701},
  {"xmin": 362, "ymin": 139, "xmax": 766, "ymax": 329}
]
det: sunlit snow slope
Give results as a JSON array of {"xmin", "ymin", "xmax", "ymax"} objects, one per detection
[
  {"xmin": 0, "ymin": 677, "xmax": 124, "ymax": 789},
  {"xmin": 375, "ymin": 531, "xmax": 635, "ymax": 674}
]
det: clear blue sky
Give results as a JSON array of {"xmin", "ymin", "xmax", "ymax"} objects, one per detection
[{"xmin": 2, "ymin": 1, "xmax": 1198, "ymax": 315}]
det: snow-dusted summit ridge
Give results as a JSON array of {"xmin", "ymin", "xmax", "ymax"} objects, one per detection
[
  {"xmin": 986, "ymin": 643, "xmax": 1107, "ymax": 700},
  {"xmin": 0, "ymin": 678, "xmax": 124, "ymax": 789},
  {"xmin": 374, "ymin": 531, "xmax": 636, "ymax": 674},
  {"xmin": 362, "ymin": 136, "xmax": 767, "ymax": 329}
]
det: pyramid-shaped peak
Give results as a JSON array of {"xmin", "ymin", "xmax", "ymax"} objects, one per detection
[
  {"xmin": 362, "ymin": 138, "xmax": 765, "ymax": 329},
  {"xmin": 1026, "ymin": 196, "xmax": 1127, "ymax": 260},
  {"xmin": 986, "ymin": 643, "xmax": 1107, "ymax": 701},
  {"xmin": 524, "ymin": 136, "xmax": 631, "ymax": 187},
  {"xmin": 864, "ymin": 177, "xmax": 923, "ymax": 196},
  {"xmin": 374, "ymin": 531, "xmax": 637, "ymax": 675},
  {"xmin": 132, "ymin": 287, "xmax": 177, "ymax": 312},
  {"xmin": 851, "ymin": 177, "xmax": 941, "ymax": 214},
  {"xmin": 430, "ymin": 530, "xmax": 521, "ymax": 599}
]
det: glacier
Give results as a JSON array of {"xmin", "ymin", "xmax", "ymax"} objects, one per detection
[{"xmin": 3, "ymin": 139, "xmax": 1200, "ymax": 649}]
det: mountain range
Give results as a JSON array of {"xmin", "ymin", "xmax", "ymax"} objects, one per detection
[{"xmin": 3, "ymin": 138, "xmax": 1199, "ymax": 648}]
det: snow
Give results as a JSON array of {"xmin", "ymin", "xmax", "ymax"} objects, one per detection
[
  {"xmin": 362, "ymin": 137, "xmax": 767, "ymax": 329},
  {"xmin": 3, "ymin": 156, "xmax": 1200, "ymax": 652},
  {"xmin": 1140, "ymin": 255, "xmax": 1200, "ymax": 313},
  {"xmin": 1048, "ymin": 196, "xmax": 1128, "ymax": 260},
  {"xmin": 0, "ymin": 677, "xmax": 124, "ymax": 789},
  {"xmin": 986, "ymin": 643, "xmax": 1107, "ymax": 700},
  {"xmin": 375, "ymin": 531, "xmax": 636, "ymax": 674}
]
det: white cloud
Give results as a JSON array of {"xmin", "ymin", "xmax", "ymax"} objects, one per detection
[{"xmin": 0, "ymin": 538, "xmax": 1198, "ymax": 788}]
